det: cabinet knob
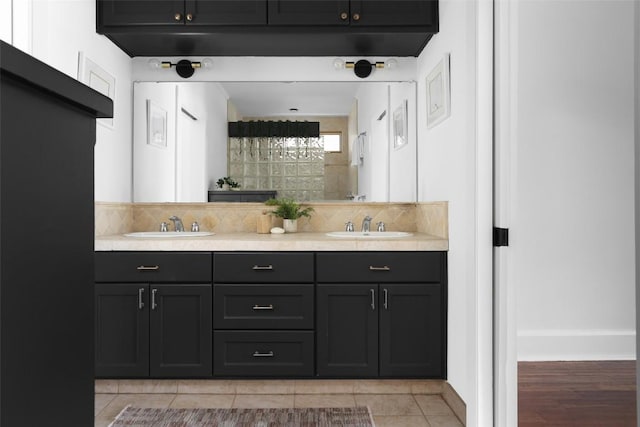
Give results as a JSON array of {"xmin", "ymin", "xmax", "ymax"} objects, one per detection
[
  {"xmin": 174, "ymin": 12, "xmax": 182, "ymax": 21},
  {"xmin": 186, "ymin": 13, "xmax": 193, "ymax": 22},
  {"xmin": 352, "ymin": 13, "xmax": 360, "ymax": 21},
  {"xmin": 340, "ymin": 12, "xmax": 348, "ymax": 20}
]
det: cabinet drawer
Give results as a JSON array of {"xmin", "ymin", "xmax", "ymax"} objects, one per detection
[
  {"xmin": 214, "ymin": 284, "xmax": 313, "ymax": 329},
  {"xmin": 95, "ymin": 252, "xmax": 212, "ymax": 283},
  {"xmin": 213, "ymin": 331, "xmax": 314, "ymax": 377},
  {"xmin": 316, "ymin": 252, "xmax": 445, "ymax": 283},
  {"xmin": 214, "ymin": 252, "xmax": 314, "ymax": 283}
]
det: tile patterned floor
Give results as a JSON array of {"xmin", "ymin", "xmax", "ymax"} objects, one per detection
[{"xmin": 95, "ymin": 392, "xmax": 463, "ymax": 426}]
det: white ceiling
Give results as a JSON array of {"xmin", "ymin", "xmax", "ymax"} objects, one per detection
[{"xmin": 219, "ymin": 82, "xmax": 362, "ymax": 117}]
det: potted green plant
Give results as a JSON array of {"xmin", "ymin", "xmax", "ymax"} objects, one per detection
[
  {"xmin": 265, "ymin": 198, "xmax": 314, "ymax": 233},
  {"xmin": 216, "ymin": 177, "xmax": 240, "ymax": 191}
]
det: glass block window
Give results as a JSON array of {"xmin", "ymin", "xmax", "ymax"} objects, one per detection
[{"xmin": 228, "ymin": 136, "xmax": 325, "ymax": 201}]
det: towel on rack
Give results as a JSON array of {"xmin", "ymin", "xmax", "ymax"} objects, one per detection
[{"xmin": 351, "ymin": 132, "xmax": 366, "ymax": 166}]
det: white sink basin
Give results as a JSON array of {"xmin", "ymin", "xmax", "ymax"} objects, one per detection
[
  {"xmin": 325, "ymin": 231, "xmax": 412, "ymax": 238},
  {"xmin": 124, "ymin": 231, "xmax": 214, "ymax": 238}
]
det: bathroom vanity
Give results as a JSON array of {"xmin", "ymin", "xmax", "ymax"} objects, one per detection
[{"xmin": 94, "ymin": 234, "xmax": 447, "ymax": 381}]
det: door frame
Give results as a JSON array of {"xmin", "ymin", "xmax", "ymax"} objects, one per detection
[{"xmin": 493, "ymin": 0, "xmax": 519, "ymax": 425}]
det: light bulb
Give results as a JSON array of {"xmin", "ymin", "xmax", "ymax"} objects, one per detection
[
  {"xmin": 202, "ymin": 58, "xmax": 213, "ymax": 69},
  {"xmin": 333, "ymin": 58, "xmax": 346, "ymax": 70},
  {"xmin": 385, "ymin": 58, "xmax": 398, "ymax": 69},
  {"xmin": 147, "ymin": 58, "xmax": 161, "ymax": 70}
]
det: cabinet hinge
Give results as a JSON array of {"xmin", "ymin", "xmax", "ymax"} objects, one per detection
[{"xmin": 493, "ymin": 227, "xmax": 509, "ymax": 247}]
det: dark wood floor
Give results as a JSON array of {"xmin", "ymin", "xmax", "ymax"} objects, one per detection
[{"xmin": 519, "ymin": 361, "xmax": 636, "ymax": 427}]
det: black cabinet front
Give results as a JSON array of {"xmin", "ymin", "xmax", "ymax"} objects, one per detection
[
  {"xmin": 95, "ymin": 284, "xmax": 150, "ymax": 377},
  {"xmin": 379, "ymin": 284, "xmax": 443, "ymax": 377},
  {"xmin": 268, "ymin": 0, "xmax": 437, "ymax": 27},
  {"xmin": 98, "ymin": 0, "xmax": 266, "ymax": 26},
  {"xmin": 95, "ymin": 273, "xmax": 212, "ymax": 377},
  {"xmin": 214, "ymin": 331, "xmax": 314, "ymax": 376},
  {"xmin": 96, "ymin": 250, "xmax": 446, "ymax": 380},
  {"xmin": 268, "ymin": 0, "xmax": 350, "ymax": 25},
  {"xmin": 150, "ymin": 284, "xmax": 212, "ymax": 377},
  {"xmin": 316, "ymin": 284, "xmax": 378, "ymax": 377}
]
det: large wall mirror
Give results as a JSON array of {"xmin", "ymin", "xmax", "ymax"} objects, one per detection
[{"xmin": 132, "ymin": 81, "xmax": 417, "ymax": 203}]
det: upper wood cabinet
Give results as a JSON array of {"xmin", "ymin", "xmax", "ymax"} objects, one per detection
[
  {"xmin": 98, "ymin": 0, "xmax": 267, "ymax": 27},
  {"xmin": 268, "ymin": 0, "xmax": 437, "ymax": 27},
  {"xmin": 96, "ymin": 0, "xmax": 439, "ymax": 57}
]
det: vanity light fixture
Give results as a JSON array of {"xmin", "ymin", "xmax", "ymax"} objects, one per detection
[
  {"xmin": 147, "ymin": 58, "xmax": 212, "ymax": 78},
  {"xmin": 333, "ymin": 58, "xmax": 398, "ymax": 78}
]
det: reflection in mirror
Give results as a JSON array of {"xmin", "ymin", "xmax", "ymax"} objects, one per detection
[{"xmin": 132, "ymin": 81, "xmax": 416, "ymax": 203}]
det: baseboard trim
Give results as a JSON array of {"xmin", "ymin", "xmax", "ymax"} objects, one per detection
[
  {"xmin": 442, "ymin": 381, "xmax": 466, "ymax": 425},
  {"xmin": 95, "ymin": 379, "xmax": 446, "ymax": 395},
  {"xmin": 517, "ymin": 329, "xmax": 636, "ymax": 361}
]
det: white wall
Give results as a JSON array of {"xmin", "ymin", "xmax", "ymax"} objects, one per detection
[
  {"xmin": 389, "ymin": 82, "xmax": 417, "ymax": 202},
  {"xmin": 133, "ymin": 83, "xmax": 177, "ymax": 202},
  {"xmin": 354, "ymin": 82, "xmax": 417, "ymax": 202},
  {"xmin": 23, "ymin": 0, "xmax": 133, "ymax": 202},
  {"xmin": 355, "ymin": 83, "xmax": 389, "ymax": 201},
  {"xmin": 132, "ymin": 57, "xmax": 416, "ymax": 83},
  {"xmin": 0, "ymin": 0, "xmax": 13, "ymax": 43},
  {"xmin": 205, "ymin": 84, "xmax": 230, "ymax": 189},
  {"xmin": 513, "ymin": 0, "xmax": 636, "ymax": 361},
  {"xmin": 133, "ymin": 82, "xmax": 229, "ymax": 201},
  {"xmin": 416, "ymin": 0, "xmax": 484, "ymax": 424}
]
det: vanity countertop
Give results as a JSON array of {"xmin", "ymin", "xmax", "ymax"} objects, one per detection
[{"xmin": 95, "ymin": 232, "xmax": 448, "ymax": 252}]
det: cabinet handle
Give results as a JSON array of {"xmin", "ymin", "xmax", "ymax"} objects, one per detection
[
  {"xmin": 252, "ymin": 265, "xmax": 273, "ymax": 271},
  {"xmin": 352, "ymin": 13, "xmax": 360, "ymax": 21},
  {"xmin": 369, "ymin": 265, "xmax": 391, "ymax": 271},
  {"xmin": 370, "ymin": 289, "xmax": 375, "ymax": 310},
  {"xmin": 186, "ymin": 13, "xmax": 193, "ymax": 21},
  {"xmin": 138, "ymin": 288, "xmax": 145, "ymax": 310},
  {"xmin": 174, "ymin": 12, "xmax": 182, "ymax": 21},
  {"xmin": 253, "ymin": 351, "xmax": 274, "ymax": 357},
  {"xmin": 151, "ymin": 288, "xmax": 158, "ymax": 310},
  {"xmin": 340, "ymin": 12, "xmax": 348, "ymax": 20},
  {"xmin": 253, "ymin": 304, "xmax": 274, "ymax": 311},
  {"xmin": 383, "ymin": 288, "xmax": 388, "ymax": 310},
  {"xmin": 137, "ymin": 265, "xmax": 159, "ymax": 271}
]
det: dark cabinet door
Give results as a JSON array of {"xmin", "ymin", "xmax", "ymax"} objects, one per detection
[
  {"xmin": 186, "ymin": 0, "xmax": 267, "ymax": 25},
  {"xmin": 95, "ymin": 284, "xmax": 149, "ymax": 377},
  {"xmin": 350, "ymin": 0, "xmax": 437, "ymax": 26},
  {"xmin": 149, "ymin": 284, "xmax": 212, "ymax": 377},
  {"xmin": 379, "ymin": 284, "xmax": 443, "ymax": 377},
  {"xmin": 316, "ymin": 284, "xmax": 378, "ymax": 377},
  {"xmin": 268, "ymin": 0, "xmax": 350, "ymax": 25},
  {"xmin": 98, "ymin": 0, "xmax": 185, "ymax": 26}
]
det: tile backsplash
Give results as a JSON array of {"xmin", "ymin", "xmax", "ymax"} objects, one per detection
[{"xmin": 95, "ymin": 201, "xmax": 448, "ymax": 238}]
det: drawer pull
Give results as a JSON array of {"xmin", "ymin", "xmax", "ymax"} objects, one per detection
[
  {"xmin": 253, "ymin": 351, "xmax": 274, "ymax": 358},
  {"xmin": 252, "ymin": 265, "xmax": 274, "ymax": 271},
  {"xmin": 369, "ymin": 265, "xmax": 391, "ymax": 271},
  {"xmin": 253, "ymin": 304, "xmax": 274, "ymax": 311},
  {"xmin": 137, "ymin": 265, "xmax": 160, "ymax": 271}
]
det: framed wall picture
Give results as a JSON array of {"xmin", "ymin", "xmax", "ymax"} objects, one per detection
[
  {"xmin": 77, "ymin": 52, "xmax": 115, "ymax": 129},
  {"xmin": 147, "ymin": 100, "xmax": 167, "ymax": 148},
  {"xmin": 393, "ymin": 99, "xmax": 408, "ymax": 150},
  {"xmin": 426, "ymin": 53, "xmax": 451, "ymax": 129}
]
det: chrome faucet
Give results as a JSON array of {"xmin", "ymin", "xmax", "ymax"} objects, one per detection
[
  {"xmin": 361, "ymin": 215, "xmax": 373, "ymax": 233},
  {"xmin": 345, "ymin": 220, "xmax": 355, "ymax": 232},
  {"xmin": 169, "ymin": 216, "xmax": 184, "ymax": 232}
]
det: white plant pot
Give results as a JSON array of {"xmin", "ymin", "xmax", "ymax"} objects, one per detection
[
  {"xmin": 222, "ymin": 183, "xmax": 230, "ymax": 191},
  {"xmin": 283, "ymin": 219, "xmax": 298, "ymax": 233}
]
